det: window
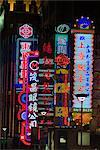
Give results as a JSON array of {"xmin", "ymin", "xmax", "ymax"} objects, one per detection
[{"xmin": 78, "ymin": 132, "xmax": 90, "ymax": 146}]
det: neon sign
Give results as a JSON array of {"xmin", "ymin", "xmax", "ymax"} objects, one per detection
[
  {"xmin": 29, "ymin": 60, "xmax": 39, "ymax": 71},
  {"xmin": 76, "ymin": 16, "xmax": 94, "ymax": 29},
  {"xmin": 42, "ymin": 42, "xmax": 52, "ymax": 54},
  {"xmin": 16, "ymin": 38, "xmax": 38, "ymax": 92},
  {"xmin": 55, "ymin": 24, "xmax": 70, "ymax": 33},
  {"xmin": 38, "ymin": 42, "xmax": 54, "ymax": 127},
  {"xmin": 72, "ymin": 30, "xmax": 94, "ymax": 126},
  {"xmin": 17, "ymin": 51, "xmax": 39, "ymax": 145},
  {"xmin": 73, "ymin": 34, "xmax": 94, "ymax": 109},
  {"xmin": 27, "ymin": 55, "xmax": 39, "ymax": 129},
  {"xmin": 72, "ymin": 17, "xmax": 94, "ymax": 125},
  {"xmin": 19, "ymin": 24, "xmax": 33, "ymax": 38},
  {"xmin": 55, "ymin": 31, "xmax": 70, "ymax": 127},
  {"xmin": 55, "ymin": 54, "xmax": 70, "ymax": 68},
  {"xmin": 16, "ymin": 24, "xmax": 39, "ymax": 145},
  {"xmin": 55, "ymin": 34, "xmax": 68, "ymax": 55}
]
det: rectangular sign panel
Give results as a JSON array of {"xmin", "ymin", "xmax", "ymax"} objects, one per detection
[
  {"xmin": 17, "ymin": 24, "xmax": 39, "ymax": 146},
  {"xmin": 54, "ymin": 32, "xmax": 70, "ymax": 127},
  {"xmin": 38, "ymin": 42, "xmax": 54, "ymax": 127},
  {"xmin": 72, "ymin": 33, "xmax": 94, "ymax": 125},
  {"xmin": 16, "ymin": 38, "xmax": 38, "ymax": 92},
  {"xmin": 73, "ymin": 34, "xmax": 94, "ymax": 109}
]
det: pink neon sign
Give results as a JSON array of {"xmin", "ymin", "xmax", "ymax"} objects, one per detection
[
  {"xmin": 17, "ymin": 51, "xmax": 39, "ymax": 145},
  {"xmin": 19, "ymin": 24, "xmax": 33, "ymax": 38},
  {"xmin": 38, "ymin": 42, "xmax": 54, "ymax": 126}
]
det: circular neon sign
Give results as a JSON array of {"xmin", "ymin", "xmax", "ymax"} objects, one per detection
[
  {"xmin": 29, "ymin": 60, "xmax": 39, "ymax": 71},
  {"xmin": 77, "ymin": 17, "xmax": 92, "ymax": 29}
]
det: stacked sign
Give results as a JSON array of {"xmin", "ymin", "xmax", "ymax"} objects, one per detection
[
  {"xmin": 38, "ymin": 42, "xmax": 54, "ymax": 127},
  {"xmin": 16, "ymin": 24, "xmax": 39, "ymax": 145},
  {"xmin": 54, "ymin": 24, "xmax": 70, "ymax": 127},
  {"xmin": 72, "ymin": 17, "xmax": 95, "ymax": 125}
]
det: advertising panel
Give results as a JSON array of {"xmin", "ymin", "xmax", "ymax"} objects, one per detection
[
  {"xmin": 72, "ymin": 17, "xmax": 94, "ymax": 125},
  {"xmin": 38, "ymin": 42, "xmax": 54, "ymax": 127},
  {"xmin": 17, "ymin": 24, "xmax": 39, "ymax": 145},
  {"xmin": 54, "ymin": 25, "xmax": 70, "ymax": 127}
]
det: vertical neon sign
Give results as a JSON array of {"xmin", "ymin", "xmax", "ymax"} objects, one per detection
[
  {"xmin": 54, "ymin": 24, "xmax": 70, "ymax": 127},
  {"xmin": 16, "ymin": 24, "xmax": 36, "ymax": 92},
  {"xmin": 73, "ymin": 34, "xmax": 93, "ymax": 108},
  {"xmin": 26, "ymin": 52, "xmax": 39, "ymax": 141},
  {"xmin": 18, "ymin": 51, "xmax": 39, "ymax": 145},
  {"xmin": 38, "ymin": 42, "xmax": 54, "ymax": 126},
  {"xmin": 72, "ymin": 17, "xmax": 95, "ymax": 125},
  {"xmin": 16, "ymin": 24, "xmax": 39, "ymax": 145}
]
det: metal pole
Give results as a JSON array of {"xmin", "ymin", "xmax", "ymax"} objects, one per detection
[{"xmin": 81, "ymin": 101, "xmax": 83, "ymax": 149}]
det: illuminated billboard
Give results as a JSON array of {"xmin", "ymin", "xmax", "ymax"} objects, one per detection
[
  {"xmin": 17, "ymin": 51, "xmax": 39, "ymax": 145},
  {"xmin": 54, "ymin": 24, "xmax": 70, "ymax": 127},
  {"xmin": 16, "ymin": 39, "xmax": 35, "ymax": 91},
  {"xmin": 16, "ymin": 24, "xmax": 38, "ymax": 92},
  {"xmin": 72, "ymin": 17, "xmax": 95, "ymax": 125},
  {"xmin": 73, "ymin": 33, "xmax": 94, "ymax": 109},
  {"xmin": 16, "ymin": 24, "xmax": 39, "ymax": 145},
  {"xmin": 38, "ymin": 42, "xmax": 54, "ymax": 127}
]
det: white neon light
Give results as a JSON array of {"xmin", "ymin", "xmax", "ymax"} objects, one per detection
[
  {"xmin": 29, "ymin": 60, "xmax": 39, "ymax": 71},
  {"xmin": 55, "ymin": 24, "xmax": 70, "ymax": 33}
]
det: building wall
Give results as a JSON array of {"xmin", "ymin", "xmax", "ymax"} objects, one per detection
[{"xmin": 92, "ymin": 34, "xmax": 100, "ymax": 131}]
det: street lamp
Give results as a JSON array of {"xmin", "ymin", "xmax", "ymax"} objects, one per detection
[{"xmin": 75, "ymin": 94, "xmax": 88, "ymax": 149}]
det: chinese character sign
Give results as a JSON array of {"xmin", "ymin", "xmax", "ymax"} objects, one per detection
[
  {"xmin": 25, "ymin": 55, "xmax": 39, "ymax": 141},
  {"xmin": 16, "ymin": 24, "xmax": 39, "ymax": 146},
  {"xmin": 55, "ymin": 29, "xmax": 70, "ymax": 127},
  {"xmin": 16, "ymin": 39, "xmax": 35, "ymax": 91},
  {"xmin": 55, "ymin": 34, "xmax": 68, "ymax": 55},
  {"xmin": 38, "ymin": 42, "xmax": 54, "ymax": 127},
  {"xmin": 28, "ymin": 55, "xmax": 39, "ymax": 127},
  {"xmin": 17, "ymin": 51, "xmax": 39, "ymax": 145},
  {"xmin": 73, "ymin": 33, "xmax": 94, "ymax": 109}
]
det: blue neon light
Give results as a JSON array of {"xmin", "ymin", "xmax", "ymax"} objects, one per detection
[{"xmin": 77, "ymin": 17, "xmax": 91, "ymax": 29}]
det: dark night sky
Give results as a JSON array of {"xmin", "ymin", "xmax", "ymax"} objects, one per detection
[
  {"xmin": 51, "ymin": 1, "xmax": 100, "ymax": 32},
  {"xmin": 3, "ymin": 1, "xmax": 100, "ymax": 33},
  {"xmin": 73, "ymin": 1, "xmax": 100, "ymax": 25}
]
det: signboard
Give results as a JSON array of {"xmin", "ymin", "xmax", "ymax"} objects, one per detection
[
  {"xmin": 17, "ymin": 24, "xmax": 39, "ymax": 145},
  {"xmin": 72, "ymin": 17, "xmax": 94, "ymax": 125},
  {"xmin": 54, "ymin": 26, "xmax": 71, "ymax": 127},
  {"xmin": 19, "ymin": 24, "xmax": 33, "ymax": 38},
  {"xmin": 16, "ymin": 24, "xmax": 38, "ymax": 92},
  {"xmin": 73, "ymin": 33, "xmax": 94, "ymax": 109},
  {"xmin": 17, "ymin": 51, "xmax": 39, "ymax": 145},
  {"xmin": 38, "ymin": 42, "xmax": 54, "ymax": 127}
]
